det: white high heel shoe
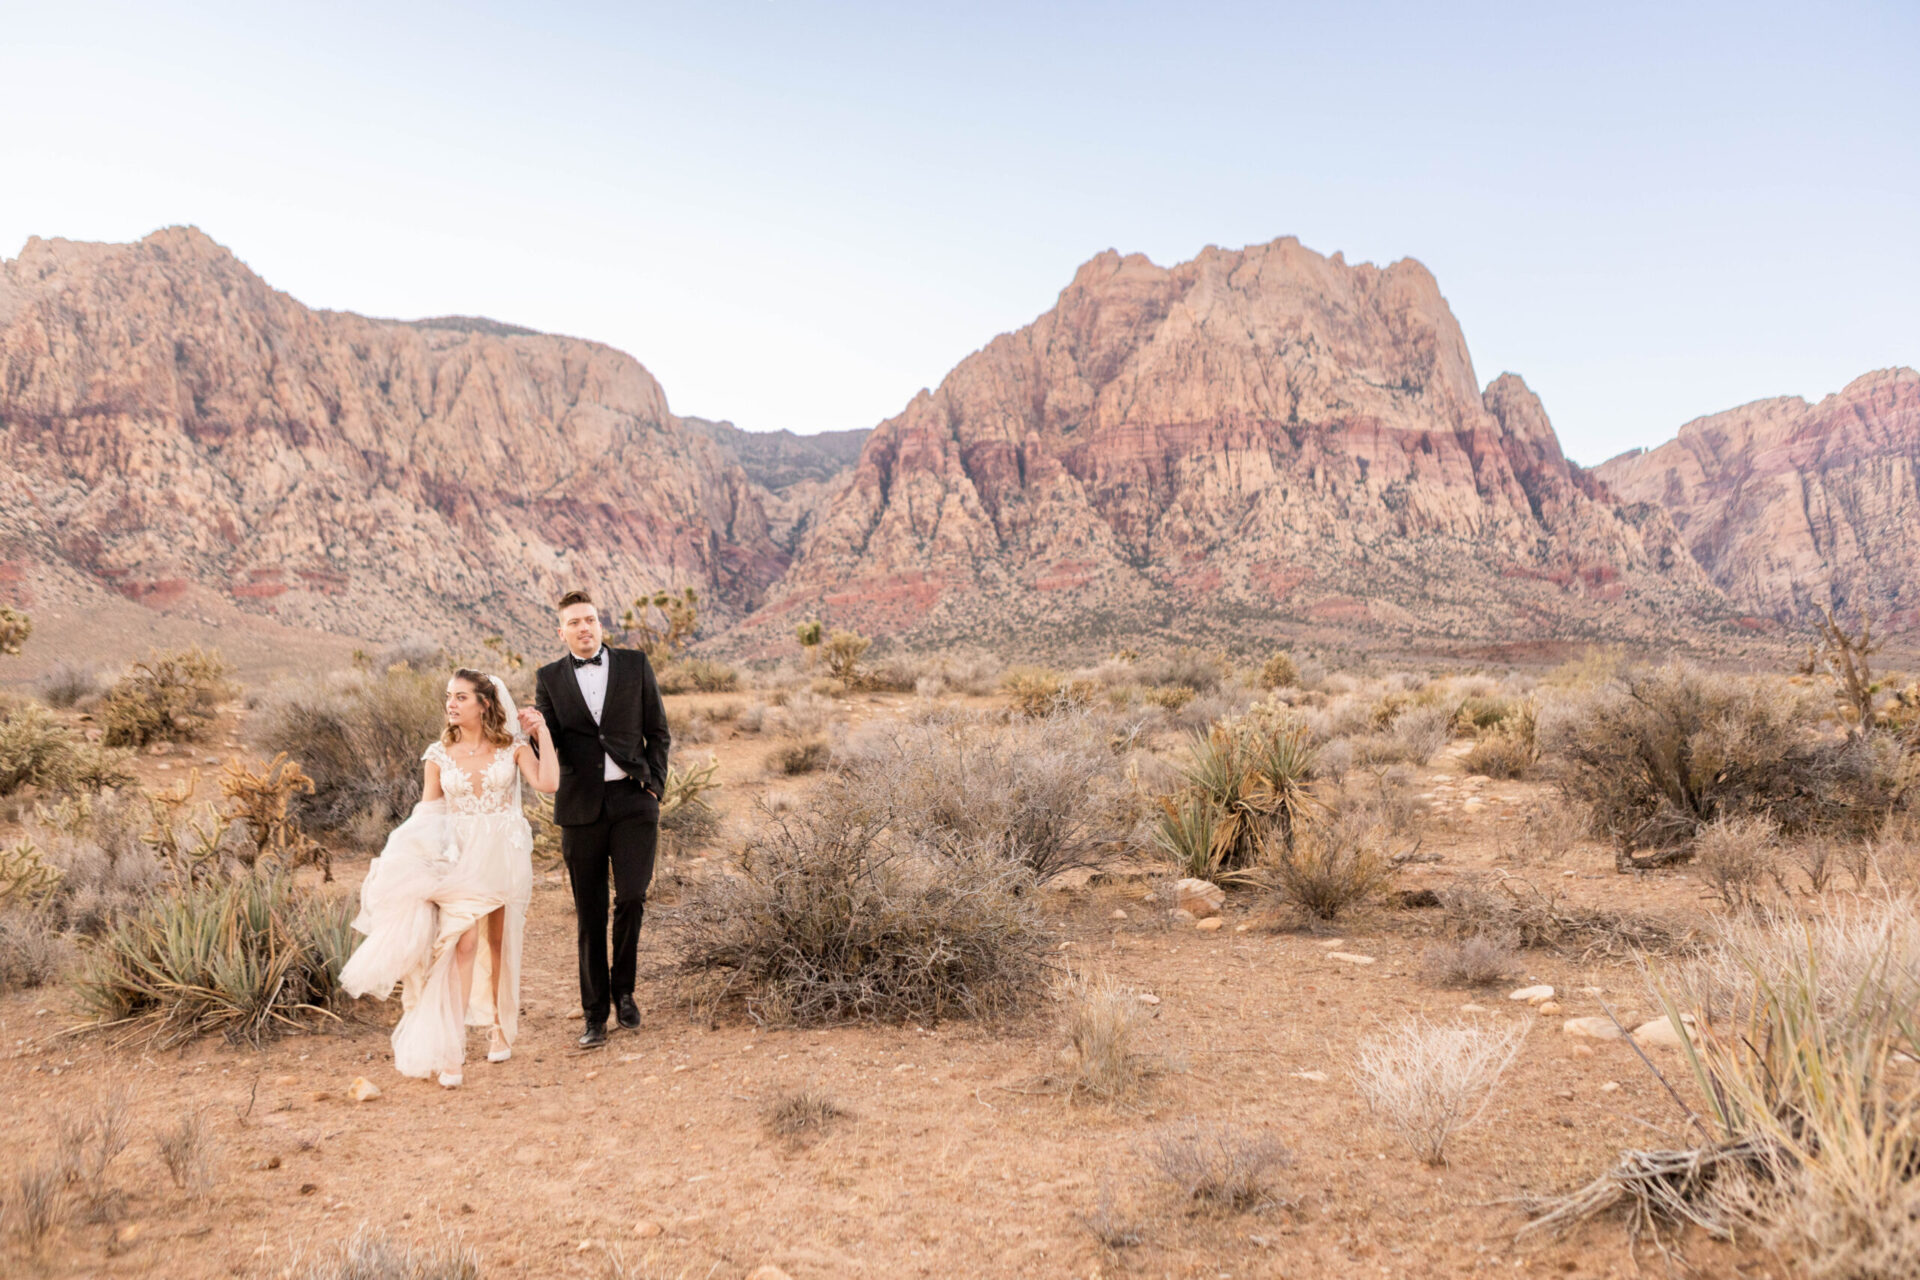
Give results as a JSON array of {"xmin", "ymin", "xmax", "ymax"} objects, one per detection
[
  {"xmin": 487, "ymin": 1029, "xmax": 511, "ymax": 1064},
  {"xmin": 438, "ymin": 1070, "xmax": 462, "ymax": 1088}
]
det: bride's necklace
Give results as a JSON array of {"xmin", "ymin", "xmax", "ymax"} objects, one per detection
[{"xmin": 447, "ymin": 736, "xmax": 496, "ymax": 769}]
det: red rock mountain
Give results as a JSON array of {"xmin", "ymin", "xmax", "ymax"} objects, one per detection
[
  {"xmin": 0, "ymin": 228, "xmax": 786, "ymax": 645},
  {"xmin": 1595, "ymin": 368, "xmax": 1920, "ymax": 630},
  {"xmin": 748, "ymin": 239, "xmax": 1719, "ymax": 652}
]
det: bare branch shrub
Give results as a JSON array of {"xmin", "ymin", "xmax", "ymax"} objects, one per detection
[
  {"xmin": 155, "ymin": 1108, "xmax": 219, "ymax": 1196},
  {"xmin": 763, "ymin": 1090, "xmax": 844, "ymax": 1139},
  {"xmin": 1144, "ymin": 1124, "xmax": 1291, "ymax": 1210},
  {"xmin": 1693, "ymin": 815, "xmax": 1781, "ymax": 911},
  {"xmin": 767, "ymin": 738, "xmax": 830, "ymax": 775},
  {"xmin": 253, "ymin": 666, "xmax": 444, "ymax": 833},
  {"xmin": 36, "ymin": 660, "xmax": 101, "ymax": 708},
  {"xmin": 1420, "ymin": 933, "xmax": 1518, "ymax": 987},
  {"xmin": 1355, "ymin": 1018, "xmax": 1527, "ymax": 1164},
  {"xmin": 675, "ymin": 781, "xmax": 1049, "ymax": 1025},
  {"xmin": 1264, "ymin": 816, "xmax": 1397, "ymax": 920}
]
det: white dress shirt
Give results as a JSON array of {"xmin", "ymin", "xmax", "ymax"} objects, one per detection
[{"xmin": 569, "ymin": 647, "xmax": 630, "ymax": 781}]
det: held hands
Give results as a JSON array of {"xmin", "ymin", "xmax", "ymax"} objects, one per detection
[{"xmin": 517, "ymin": 707, "xmax": 548, "ymax": 738}]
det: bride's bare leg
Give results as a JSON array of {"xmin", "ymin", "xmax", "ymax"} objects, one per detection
[
  {"xmin": 439, "ymin": 926, "xmax": 479, "ymax": 1087},
  {"xmin": 485, "ymin": 908, "xmax": 508, "ymax": 1056}
]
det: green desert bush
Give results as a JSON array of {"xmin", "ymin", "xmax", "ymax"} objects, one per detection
[
  {"xmin": 0, "ymin": 701, "xmax": 135, "ymax": 797},
  {"xmin": 1259, "ymin": 651, "xmax": 1299, "ymax": 691},
  {"xmin": 75, "ymin": 871, "xmax": 354, "ymax": 1046},
  {"xmin": 676, "ymin": 781, "xmax": 1048, "ymax": 1025},
  {"xmin": 99, "ymin": 647, "xmax": 232, "ymax": 747},
  {"xmin": 254, "ymin": 665, "xmax": 445, "ymax": 832}
]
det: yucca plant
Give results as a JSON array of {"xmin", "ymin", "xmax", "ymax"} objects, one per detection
[
  {"xmin": 76, "ymin": 872, "xmax": 352, "ymax": 1046},
  {"xmin": 1151, "ymin": 791, "xmax": 1219, "ymax": 880},
  {"xmin": 1158, "ymin": 717, "xmax": 1320, "ymax": 879}
]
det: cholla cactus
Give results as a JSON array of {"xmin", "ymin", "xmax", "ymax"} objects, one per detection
[
  {"xmin": 0, "ymin": 606, "xmax": 30, "ymax": 656},
  {"xmin": 0, "ymin": 838, "xmax": 61, "ymax": 906}
]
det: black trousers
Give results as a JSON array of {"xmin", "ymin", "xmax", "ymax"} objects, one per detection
[{"xmin": 561, "ymin": 777, "xmax": 660, "ymax": 1025}]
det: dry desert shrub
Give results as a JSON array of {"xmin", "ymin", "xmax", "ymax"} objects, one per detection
[
  {"xmin": 767, "ymin": 737, "xmax": 830, "ymax": 775},
  {"xmin": 288, "ymin": 1223, "xmax": 482, "ymax": 1280},
  {"xmin": 36, "ymin": 660, "xmax": 102, "ymax": 708},
  {"xmin": 1144, "ymin": 1124, "xmax": 1291, "ymax": 1211},
  {"xmin": 0, "ymin": 700, "xmax": 135, "ymax": 797},
  {"xmin": 1420, "ymin": 933, "xmax": 1518, "ymax": 987},
  {"xmin": 1354, "ymin": 1017, "xmax": 1527, "ymax": 1165},
  {"xmin": 1153, "ymin": 711, "xmax": 1317, "ymax": 880},
  {"xmin": 100, "ymin": 646, "xmax": 232, "ymax": 746},
  {"xmin": 1057, "ymin": 968, "xmax": 1151, "ymax": 1101},
  {"xmin": 20, "ymin": 790, "xmax": 160, "ymax": 934},
  {"xmin": 675, "ymin": 781, "xmax": 1048, "ymax": 1026},
  {"xmin": 0, "ymin": 910, "xmax": 72, "ymax": 992},
  {"xmin": 6, "ymin": 1161, "xmax": 67, "ymax": 1254},
  {"xmin": 76, "ymin": 871, "xmax": 354, "ymax": 1046},
  {"xmin": 55, "ymin": 1086, "xmax": 134, "ymax": 1222},
  {"xmin": 1438, "ymin": 872, "xmax": 1689, "ymax": 961},
  {"xmin": 253, "ymin": 665, "xmax": 444, "ymax": 833},
  {"xmin": 1462, "ymin": 699, "xmax": 1539, "ymax": 779},
  {"xmin": 835, "ymin": 710, "xmax": 1133, "ymax": 881},
  {"xmin": 1001, "ymin": 667, "xmax": 1096, "ymax": 718},
  {"xmin": 655, "ymin": 656, "xmax": 739, "ymax": 694},
  {"xmin": 1693, "ymin": 814, "xmax": 1781, "ymax": 911},
  {"xmin": 773, "ymin": 689, "xmax": 836, "ymax": 738},
  {"xmin": 1135, "ymin": 647, "xmax": 1233, "ymax": 694},
  {"xmin": 1264, "ymin": 817, "xmax": 1398, "ymax": 921},
  {"xmin": 1381, "ymin": 703, "xmax": 1452, "ymax": 765},
  {"xmin": 155, "ymin": 1108, "xmax": 219, "ymax": 1196},
  {"xmin": 1543, "ymin": 663, "xmax": 1906, "ymax": 862}
]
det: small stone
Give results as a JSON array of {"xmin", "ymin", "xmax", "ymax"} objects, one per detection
[
  {"xmin": 1170, "ymin": 907, "xmax": 1195, "ymax": 922},
  {"xmin": 1110, "ymin": 909, "xmax": 1127, "ymax": 920},
  {"xmin": 274, "ymin": 1074, "xmax": 299, "ymax": 1086},
  {"xmin": 1536, "ymin": 1001, "xmax": 1563, "ymax": 1015},
  {"xmin": 1509, "ymin": 985, "xmax": 1555, "ymax": 1003},
  {"xmin": 1195, "ymin": 917, "xmax": 1224, "ymax": 932},
  {"xmin": 1459, "ymin": 1003, "xmax": 1489, "ymax": 1014},
  {"xmin": 262, "ymin": 1155, "xmax": 283, "ymax": 1170},
  {"xmin": 347, "ymin": 1077, "xmax": 381, "ymax": 1103},
  {"xmin": 1562, "ymin": 1016, "xmax": 1623, "ymax": 1041},
  {"xmin": 1571, "ymin": 1045, "xmax": 1596, "ymax": 1059},
  {"xmin": 1327, "ymin": 952, "xmax": 1376, "ymax": 965},
  {"xmin": 634, "ymin": 1220, "xmax": 663, "ymax": 1238},
  {"xmin": 1601, "ymin": 1081, "xmax": 1621, "ymax": 1093},
  {"xmin": 1234, "ymin": 922, "xmax": 1251, "ymax": 933},
  {"xmin": 1631, "ymin": 1017, "xmax": 1688, "ymax": 1051},
  {"xmin": 1137, "ymin": 994, "xmax": 1161, "ymax": 1006},
  {"xmin": 584, "ymin": 1070, "xmax": 599, "ymax": 1081},
  {"xmin": 1317, "ymin": 938, "xmax": 1346, "ymax": 949},
  {"xmin": 1289, "ymin": 1070, "xmax": 1330, "ymax": 1082},
  {"xmin": 299, "ymin": 1183, "xmax": 318, "ymax": 1196},
  {"xmin": 1173, "ymin": 877, "xmax": 1226, "ymax": 918},
  {"xmin": 1466, "ymin": 775, "xmax": 1491, "ymax": 785},
  {"xmin": 1461, "ymin": 797, "xmax": 1485, "ymax": 812}
]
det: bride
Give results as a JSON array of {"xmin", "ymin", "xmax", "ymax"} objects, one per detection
[{"xmin": 340, "ymin": 668, "xmax": 558, "ymax": 1087}]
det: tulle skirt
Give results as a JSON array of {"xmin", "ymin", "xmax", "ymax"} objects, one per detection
[{"xmin": 340, "ymin": 800, "xmax": 534, "ymax": 1079}]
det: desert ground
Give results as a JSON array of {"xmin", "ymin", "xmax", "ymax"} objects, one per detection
[{"xmin": 1, "ymin": 634, "xmax": 1913, "ymax": 1280}]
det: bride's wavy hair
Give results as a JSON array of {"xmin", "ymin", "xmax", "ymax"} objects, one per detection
[{"xmin": 443, "ymin": 669, "xmax": 515, "ymax": 749}]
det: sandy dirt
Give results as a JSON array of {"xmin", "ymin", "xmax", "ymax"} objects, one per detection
[{"xmin": 0, "ymin": 690, "xmax": 1790, "ymax": 1280}]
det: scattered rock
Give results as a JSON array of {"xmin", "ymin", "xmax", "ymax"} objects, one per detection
[
  {"xmin": 1327, "ymin": 952, "xmax": 1376, "ymax": 965},
  {"xmin": 1195, "ymin": 917, "xmax": 1224, "ymax": 932},
  {"xmin": 1459, "ymin": 1003, "xmax": 1489, "ymax": 1014},
  {"xmin": 1317, "ymin": 938, "xmax": 1346, "ymax": 949},
  {"xmin": 299, "ymin": 1183, "xmax": 317, "ymax": 1196},
  {"xmin": 1137, "ymin": 994, "xmax": 1161, "ymax": 1006},
  {"xmin": 1510, "ymin": 985, "xmax": 1555, "ymax": 1003},
  {"xmin": 347, "ymin": 1077, "xmax": 381, "ymax": 1103},
  {"xmin": 274, "ymin": 1074, "xmax": 299, "ymax": 1086},
  {"xmin": 635, "ymin": 1221, "xmax": 663, "ymax": 1238},
  {"xmin": 1289, "ymin": 1070, "xmax": 1330, "ymax": 1083},
  {"xmin": 1631, "ymin": 1017, "xmax": 1688, "ymax": 1051},
  {"xmin": 1173, "ymin": 878, "xmax": 1226, "ymax": 918},
  {"xmin": 1571, "ymin": 1045, "xmax": 1596, "ymax": 1059},
  {"xmin": 1601, "ymin": 1081, "xmax": 1621, "ymax": 1093},
  {"xmin": 1170, "ymin": 907, "xmax": 1196, "ymax": 923},
  {"xmin": 1466, "ymin": 775, "xmax": 1491, "ymax": 785},
  {"xmin": 1536, "ymin": 1001, "xmax": 1563, "ymax": 1016},
  {"xmin": 1110, "ymin": 909, "xmax": 1127, "ymax": 921},
  {"xmin": 1562, "ymin": 1016, "xmax": 1623, "ymax": 1041}
]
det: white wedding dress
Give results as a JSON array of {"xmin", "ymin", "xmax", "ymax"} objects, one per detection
[{"xmin": 340, "ymin": 741, "xmax": 535, "ymax": 1080}]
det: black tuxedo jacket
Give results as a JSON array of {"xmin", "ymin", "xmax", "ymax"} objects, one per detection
[{"xmin": 533, "ymin": 646, "xmax": 671, "ymax": 826}]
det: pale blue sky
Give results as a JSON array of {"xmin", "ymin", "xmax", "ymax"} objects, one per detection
[{"xmin": 1, "ymin": 1, "xmax": 1913, "ymax": 464}]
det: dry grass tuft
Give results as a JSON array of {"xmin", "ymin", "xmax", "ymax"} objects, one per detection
[
  {"xmin": 1264, "ymin": 818, "xmax": 1398, "ymax": 921},
  {"xmin": 155, "ymin": 1108, "xmax": 219, "ymax": 1196},
  {"xmin": 1354, "ymin": 1017, "xmax": 1527, "ymax": 1165},
  {"xmin": 1058, "ymin": 969, "xmax": 1150, "ymax": 1101},
  {"xmin": 768, "ymin": 738, "xmax": 830, "ymax": 775},
  {"xmin": 1693, "ymin": 814, "xmax": 1781, "ymax": 911},
  {"xmin": 1420, "ymin": 933, "xmax": 1518, "ymax": 987},
  {"xmin": 1144, "ymin": 1124, "xmax": 1291, "ymax": 1211},
  {"xmin": 763, "ymin": 1089, "xmax": 845, "ymax": 1139},
  {"xmin": 288, "ymin": 1222, "xmax": 482, "ymax": 1280}
]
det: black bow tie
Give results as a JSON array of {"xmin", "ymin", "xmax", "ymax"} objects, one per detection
[{"xmin": 570, "ymin": 651, "xmax": 604, "ymax": 669}]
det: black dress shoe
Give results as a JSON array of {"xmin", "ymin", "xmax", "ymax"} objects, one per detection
[
  {"xmin": 616, "ymin": 995, "xmax": 641, "ymax": 1030},
  {"xmin": 578, "ymin": 1022, "xmax": 608, "ymax": 1049}
]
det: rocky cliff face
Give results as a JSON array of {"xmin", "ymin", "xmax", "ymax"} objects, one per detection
[
  {"xmin": 1596, "ymin": 368, "xmax": 1920, "ymax": 630},
  {"xmin": 0, "ymin": 228, "xmax": 787, "ymax": 646},
  {"xmin": 750, "ymin": 238, "xmax": 1720, "ymax": 652}
]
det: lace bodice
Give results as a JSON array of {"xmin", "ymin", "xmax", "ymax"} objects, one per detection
[{"xmin": 425, "ymin": 741, "xmax": 522, "ymax": 817}]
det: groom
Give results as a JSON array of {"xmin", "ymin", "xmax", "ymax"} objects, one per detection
[{"xmin": 526, "ymin": 589, "xmax": 671, "ymax": 1048}]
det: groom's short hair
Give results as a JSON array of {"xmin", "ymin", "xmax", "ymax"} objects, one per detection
[{"xmin": 555, "ymin": 589, "xmax": 594, "ymax": 612}]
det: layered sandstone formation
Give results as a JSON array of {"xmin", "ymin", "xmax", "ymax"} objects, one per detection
[
  {"xmin": 1596, "ymin": 368, "xmax": 1920, "ymax": 629},
  {"xmin": 749, "ymin": 239, "xmax": 1720, "ymax": 651},
  {"xmin": 683, "ymin": 417, "xmax": 868, "ymax": 553},
  {"xmin": 0, "ymin": 228, "xmax": 786, "ymax": 646}
]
